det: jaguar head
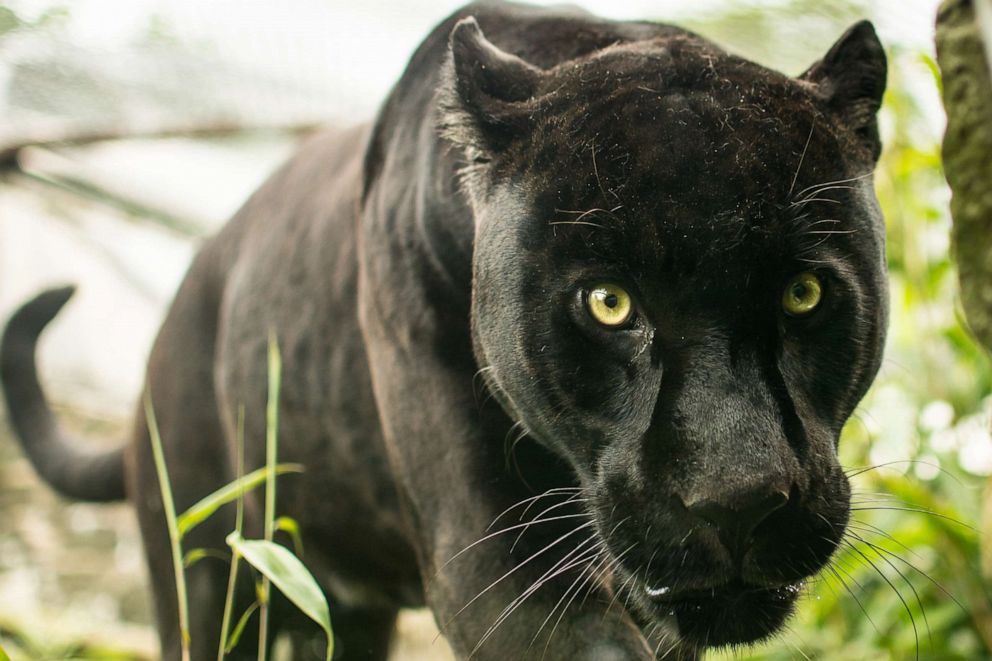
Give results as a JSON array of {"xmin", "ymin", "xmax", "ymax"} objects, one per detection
[{"xmin": 442, "ymin": 16, "xmax": 887, "ymax": 650}]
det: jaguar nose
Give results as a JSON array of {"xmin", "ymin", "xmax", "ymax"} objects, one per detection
[{"xmin": 685, "ymin": 487, "xmax": 789, "ymax": 560}]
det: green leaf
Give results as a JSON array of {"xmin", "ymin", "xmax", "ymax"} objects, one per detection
[
  {"xmin": 0, "ymin": 7, "xmax": 23, "ymax": 38},
  {"xmin": 183, "ymin": 548, "xmax": 229, "ymax": 568},
  {"xmin": 275, "ymin": 516, "xmax": 305, "ymax": 558},
  {"xmin": 177, "ymin": 464, "xmax": 304, "ymax": 539},
  {"xmin": 0, "ymin": 641, "xmax": 10, "ymax": 661},
  {"xmin": 228, "ymin": 533, "xmax": 333, "ymax": 660},
  {"xmin": 226, "ymin": 600, "xmax": 260, "ymax": 653}
]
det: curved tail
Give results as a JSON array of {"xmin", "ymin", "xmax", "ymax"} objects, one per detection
[{"xmin": 1, "ymin": 287, "xmax": 126, "ymax": 502}]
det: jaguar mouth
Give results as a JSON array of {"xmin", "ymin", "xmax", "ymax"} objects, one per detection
[{"xmin": 643, "ymin": 580, "xmax": 803, "ymax": 648}]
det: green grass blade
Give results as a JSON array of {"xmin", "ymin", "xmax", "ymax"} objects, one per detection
[
  {"xmin": 258, "ymin": 329, "xmax": 282, "ymax": 661},
  {"xmin": 258, "ymin": 331, "xmax": 283, "ymax": 660},
  {"xmin": 218, "ymin": 404, "xmax": 247, "ymax": 661},
  {"xmin": 227, "ymin": 533, "xmax": 333, "ymax": 661},
  {"xmin": 265, "ymin": 331, "xmax": 281, "ymax": 541},
  {"xmin": 225, "ymin": 600, "xmax": 260, "ymax": 653},
  {"xmin": 177, "ymin": 464, "xmax": 304, "ymax": 539},
  {"xmin": 275, "ymin": 516, "xmax": 305, "ymax": 558},
  {"xmin": 144, "ymin": 392, "xmax": 191, "ymax": 661},
  {"xmin": 183, "ymin": 548, "xmax": 230, "ymax": 568}
]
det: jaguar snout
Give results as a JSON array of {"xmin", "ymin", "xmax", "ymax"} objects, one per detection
[
  {"xmin": 624, "ymin": 484, "xmax": 811, "ymax": 648},
  {"xmin": 594, "ymin": 464, "xmax": 850, "ymax": 650},
  {"xmin": 680, "ymin": 484, "xmax": 792, "ymax": 562}
]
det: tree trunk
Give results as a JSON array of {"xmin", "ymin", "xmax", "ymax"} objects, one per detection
[
  {"xmin": 938, "ymin": 0, "xmax": 992, "ymax": 349},
  {"xmin": 936, "ymin": 0, "xmax": 992, "ymax": 577}
]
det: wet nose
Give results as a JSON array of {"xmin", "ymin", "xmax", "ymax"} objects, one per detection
[{"xmin": 685, "ymin": 487, "xmax": 789, "ymax": 559}]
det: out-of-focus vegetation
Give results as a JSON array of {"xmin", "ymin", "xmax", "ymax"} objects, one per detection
[{"xmin": 692, "ymin": 1, "xmax": 992, "ymax": 659}]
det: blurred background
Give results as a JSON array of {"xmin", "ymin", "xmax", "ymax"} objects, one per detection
[{"xmin": 0, "ymin": 0, "xmax": 989, "ymax": 659}]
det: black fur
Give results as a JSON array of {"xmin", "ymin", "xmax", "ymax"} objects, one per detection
[{"xmin": 1, "ymin": 2, "xmax": 887, "ymax": 659}]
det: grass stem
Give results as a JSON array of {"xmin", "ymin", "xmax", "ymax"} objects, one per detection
[
  {"xmin": 218, "ymin": 405, "xmax": 246, "ymax": 661},
  {"xmin": 258, "ymin": 333, "xmax": 282, "ymax": 660},
  {"xmin": 145, "ymin": 392, "xmax": 191, "ymax": 661}
]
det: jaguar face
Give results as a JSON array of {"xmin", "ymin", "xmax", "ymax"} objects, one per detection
[{"xmin": 443, "ymin": 16, "xmax": 887, "ymax": 650}]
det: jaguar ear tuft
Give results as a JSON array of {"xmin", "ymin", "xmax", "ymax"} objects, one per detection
[
  {"xmin": 801, "ymin": 20, "xmax": 887, "ymax": 160},
  {"xmin": 439, "ymin": 17, "xmax": 545, "ymax": 156}
]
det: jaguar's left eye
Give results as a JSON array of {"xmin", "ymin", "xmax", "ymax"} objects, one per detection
[
  {"xmin": 586, "ymin": 284, "xmax": 634, "ymax": 327},
  {"xmin": 782, "ymin": 272, "xmax": 823, "ymax": 317}
]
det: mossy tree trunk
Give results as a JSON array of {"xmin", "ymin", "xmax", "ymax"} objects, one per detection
[{"xmin": 936, "ymin": 0, "xmax": 992, "ymax": 576}]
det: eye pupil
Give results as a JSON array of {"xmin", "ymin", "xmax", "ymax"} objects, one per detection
[
  {"xmin": 604, "ymin": 294, "xmax": 619, "ymax": 308},
  {"xmin": 792, "ymin": 283, "xmax": 807, "ymax": 300}
]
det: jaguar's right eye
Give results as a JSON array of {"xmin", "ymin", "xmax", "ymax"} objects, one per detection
[{"xmin": 586, "ymin": 284, "xmax": 634, "ymax": 328}]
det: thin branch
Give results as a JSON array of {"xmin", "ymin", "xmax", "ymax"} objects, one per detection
[{"xmin": 0, "ymin": 119, "xmax": 320, "ymax": 167}]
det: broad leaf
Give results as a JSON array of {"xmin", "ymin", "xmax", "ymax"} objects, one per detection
[{"xmin": 228, "ymin": 532, "xmax": 333, "ymax": 660}]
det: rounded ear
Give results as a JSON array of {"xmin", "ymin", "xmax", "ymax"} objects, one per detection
[
  {"xmin": 800, "ymin": 20, "xmax": 887, "ymax": 160},
  {"xmin": 439, "ymin": 17, "xmax": 546, "ymax": 156}
]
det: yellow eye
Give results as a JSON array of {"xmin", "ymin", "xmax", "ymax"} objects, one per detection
[
  {"xmin": 782, "ymin": 272, "xmax": 823, "ymax": 317},
  {"xmin": 587, "ymin": 284, "xmax": 633, "ymax": 327}
]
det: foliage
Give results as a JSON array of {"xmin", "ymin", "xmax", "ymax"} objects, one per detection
[{"xmin": 0, "ymin": 4, "xmax": 68, "ymax": 40}]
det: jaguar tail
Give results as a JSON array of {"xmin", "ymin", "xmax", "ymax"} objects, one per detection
[{"xmin": 0, "ymin": 286, "xmax": 126, "ymax": 501}]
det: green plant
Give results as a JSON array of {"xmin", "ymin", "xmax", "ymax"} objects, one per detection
[{"xmin": 145, "ymin": 334, "xmax": 333, "ymax": 661}]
